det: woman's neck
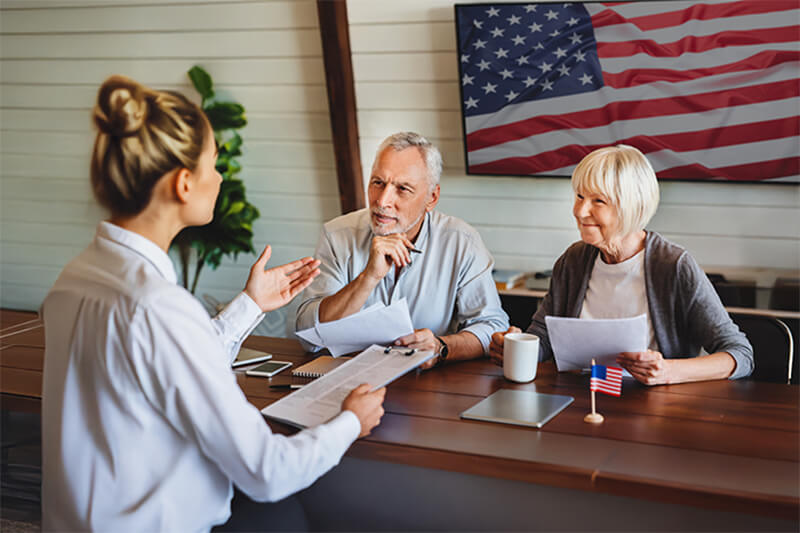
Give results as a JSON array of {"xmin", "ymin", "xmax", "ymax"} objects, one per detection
[
  {"xmin": 600, "ymin": 230, "xmax": 647, "ymax": 264},
  {"xmin": 111, "ymin": 209, "xmax": 183, "ymax": 253}
]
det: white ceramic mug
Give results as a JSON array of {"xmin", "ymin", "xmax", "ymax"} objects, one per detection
[{"xmin": 503, "ymin": 333, "xmax": 540, "ymax": 383}]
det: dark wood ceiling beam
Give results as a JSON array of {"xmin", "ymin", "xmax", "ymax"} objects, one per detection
[{"xmin": 317, "ymin": 0, "xmax": 365, "ymax": 214}]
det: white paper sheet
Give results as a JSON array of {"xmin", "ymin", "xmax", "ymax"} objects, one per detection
[
  {"xmin": 261, "ymin": 344, "xmax": 437, "ymax": 429},
  {"xmin": 296, "ymin": 298, "xmax": 415, "ymax": 357},
  {"xmin": 545, "ymin": 314, "xmax": 648, "ymax": 373}
]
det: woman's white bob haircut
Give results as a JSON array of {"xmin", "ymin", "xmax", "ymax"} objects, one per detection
[{"xmin": 571, "ymin": 144, "xmax": 660, "ymax": 238}]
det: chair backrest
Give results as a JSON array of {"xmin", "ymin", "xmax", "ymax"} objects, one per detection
[{"xmin": 729, "ymin": 312, "xmax": 794, "ymax": 384}]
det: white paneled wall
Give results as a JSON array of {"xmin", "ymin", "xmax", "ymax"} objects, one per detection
[
  {"xmin": 348, "ymin": 0, "xmax": 800, "ymax": 275},
  {"xmin": 0, "ymin": 0, "xmax": 337, "ymax": 336}
]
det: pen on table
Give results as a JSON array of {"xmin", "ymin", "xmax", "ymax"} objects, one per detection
[
  {"xmin": 269, "ymin": 384, "xmax": 304, "ymax": 390},
  {"xmin": 409, "ymin": 247, "xmax": 423, "ymax": 254}
]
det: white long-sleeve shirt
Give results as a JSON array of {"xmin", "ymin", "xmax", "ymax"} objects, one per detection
[{"xmin": 41, "ymin": 221, "xmax": 360, "ymax": 532}]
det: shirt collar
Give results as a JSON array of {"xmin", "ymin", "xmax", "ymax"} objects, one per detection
[{"xmin": 96, "ymin": 221, "xmax": 178, "ymax": 284}]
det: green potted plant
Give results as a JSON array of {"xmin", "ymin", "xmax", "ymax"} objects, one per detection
[{"xmin": 172, "ymin": 66, "xmax": 260, "ymax": 294}]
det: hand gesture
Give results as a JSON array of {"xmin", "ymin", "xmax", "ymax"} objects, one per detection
[
  {"xmin": 488, "ymin": 326, "xmax": 521, "ymax": 366},
  {"xmin": 395, "ymin": 328, "xmax": 438, "ymax": 370},
  {"xmin": 342, "ymin": 384, "xmax": 386, "ymax": 438},
  {"xmin": 616, "ymin": 350, "xmax": 674, "ymax": 385},
  {"xmin": 364, "ymin": 234, "xmax": 415, "ymax": 281},
  {"xmin": 244, "ymin": 245, "xmax": 321, "ymax": 313}
]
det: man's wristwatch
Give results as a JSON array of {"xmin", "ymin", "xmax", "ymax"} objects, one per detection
[{"xmin": 434, "ymin": 335, "xmax": 449, "ymax": 366}]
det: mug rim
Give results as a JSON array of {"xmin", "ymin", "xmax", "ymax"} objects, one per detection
[{"xmin": 505, "ymin": 332, "xmax": 539, "ymax": 342}]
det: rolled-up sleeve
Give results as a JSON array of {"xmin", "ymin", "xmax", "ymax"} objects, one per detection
[
  {"xmin": 295, "ymin": 227, "xmax": 348, "ymax": 352},
  {"xmin": 455, "ymin": 237, "xmax": 509, "ymax": 353},
  {"xmin": 211, "ymin": 292, "xmax": 264, "ymax": 364}
]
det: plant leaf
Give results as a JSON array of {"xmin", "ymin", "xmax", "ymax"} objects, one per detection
[
  {"xmin": 204, "ymin": 102, "xmax": 247, "ymax": 130},
  {"xmin": 188, "ymin": 66, "xmax": 214, "ymax": 101}
]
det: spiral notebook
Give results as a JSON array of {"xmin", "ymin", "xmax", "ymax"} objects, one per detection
[{"xmin": 292, "ymin": 356, "xmax": 353, "ymax": 378}]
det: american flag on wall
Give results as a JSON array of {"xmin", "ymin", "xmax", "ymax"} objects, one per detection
[{"xmin": 455, "ymin": 1, "xmax": 800, "ymax": 182}]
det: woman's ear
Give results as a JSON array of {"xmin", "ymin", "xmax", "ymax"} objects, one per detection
[{"xmin": 173, "ymin": 168, "xmax": 193, "ymax": 204}]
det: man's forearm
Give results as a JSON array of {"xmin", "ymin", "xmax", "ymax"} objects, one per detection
[
  {"xmin": 318, "ymin": 272, "xmax": 380, "ymax": 323},
  {"xmin": 440, "ymin": 330, "xmax": 485, "ymax": 362}
]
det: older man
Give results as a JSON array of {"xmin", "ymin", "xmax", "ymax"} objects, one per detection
[{"xmin": 295, "ymin": 132, "xmax": 508, "ymax": 368}]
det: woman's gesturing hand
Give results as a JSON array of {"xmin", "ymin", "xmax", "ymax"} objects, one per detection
[{"xmin": 244, "ymin": 245, "xmax": 321, "ymax": 313}]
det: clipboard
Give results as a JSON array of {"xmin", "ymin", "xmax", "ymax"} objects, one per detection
[{"xmin": 460, "ymin": 389, "xmax": 574, "ymax": 428}]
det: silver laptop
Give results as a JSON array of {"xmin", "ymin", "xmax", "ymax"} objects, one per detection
[{"xmin": 460, "ymin": 389, "xmax": 574, "ymax": 428}]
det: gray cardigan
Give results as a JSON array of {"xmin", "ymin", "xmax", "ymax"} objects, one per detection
[{"xmin": 527, "ymin": 231, "xmax": 754, "ymax": 379}]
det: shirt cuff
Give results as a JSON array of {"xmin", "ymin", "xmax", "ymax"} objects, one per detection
[
  {"xmin": 218, "ymin": 292, "xmax": 265, "ymax": 341},
  {"xmin": 324, "ymin": 410, "xmax": 361, "ymax": 451},
  {"xmin": 460, "ymin": 323, "xmax": 494, "ymax": 354},
  {"xmin": 726, "ymin": 349, "xmax": 754, "ymax": 380}
]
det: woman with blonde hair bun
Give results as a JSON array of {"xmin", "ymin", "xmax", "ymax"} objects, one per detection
[
  {"xmin": 489, "ymin": 145, "xmax": 753, "ymax": 386},
  {"xmin": 41, "ymin": 75, "xmax": 385, "ymax": 532}
]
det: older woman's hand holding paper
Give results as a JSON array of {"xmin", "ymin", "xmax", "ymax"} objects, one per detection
[{"xmin": 489, "ymin": 145, "xmax": 753, "ymax": 386}]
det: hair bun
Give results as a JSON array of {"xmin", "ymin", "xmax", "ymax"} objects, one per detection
[{"xmin": 93, "ymin": 75, "xmax": 148, "ymax": 137}]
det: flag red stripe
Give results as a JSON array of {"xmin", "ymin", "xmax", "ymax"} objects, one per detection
[
  {"xmin": 597, "ymin": 26, "xmax": 800, "ymax": 58},
  {"xmin": 471, "ymin": 116, "xmax": 799, "ymax": 175},
  {"xmin": 657, "ymin": 156, "xmax": 800, "ymax": 181},
  {"xmin": 601, "ymin": 49, "xmax": 800, "ymax": 88},
  {"xmin": 592, "ymin": 1, "xmax": 798, "ymax": 31},
  {"xmin": 466, "ymin": 79, "xmax": 799, "ymax": 151}
]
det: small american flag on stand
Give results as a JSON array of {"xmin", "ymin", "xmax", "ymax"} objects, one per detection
[{"xmin": 590, "ymin": 364, "xmax": 623, "ymax": 396}]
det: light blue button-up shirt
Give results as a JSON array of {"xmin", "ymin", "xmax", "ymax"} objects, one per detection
[{"xmin": 295, "ymin": 208, "xmax": 509, "ymax": 353}]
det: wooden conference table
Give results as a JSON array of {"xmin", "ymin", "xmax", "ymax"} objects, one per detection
[{"xmin": 1, "ymin": 309, "xmax": 798, "ymax": 530}]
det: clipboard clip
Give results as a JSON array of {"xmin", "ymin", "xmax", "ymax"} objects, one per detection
[{"xmin": 383, "ymin": 346, "xmax": 416, "ymax": 356}]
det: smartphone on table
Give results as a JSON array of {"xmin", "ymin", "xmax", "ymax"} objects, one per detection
[
  {"xmin": 232, "ymin": 347, "xmax": 273, "ymax": 368},
  {"xmin": 245, "ymin": 360, "xmax": 293, "ymax": 378}
]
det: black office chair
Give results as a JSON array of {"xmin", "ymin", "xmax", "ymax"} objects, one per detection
[{"xmin": 729, "ymin": 312, "xmax": 794, "ymax": 384}]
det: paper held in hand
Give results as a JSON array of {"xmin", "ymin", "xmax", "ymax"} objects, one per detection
[
  {"xmin": 545, "ymin": 314, "xmax": 648, "ymax": 374},
  {"xmin": 261, "ymin": 344, "xmax": 436, "ymax": 429},
  {"xmin": 295, "ymin": 298, "xmax": 414, "ymax": 357}
]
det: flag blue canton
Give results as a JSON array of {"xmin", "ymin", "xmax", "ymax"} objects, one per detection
[
  {"xmin": 456, "ymin": 3, "xmax": 604, "ymax": 117},
  {"xmin": 590, "ymin": 365, "xmax": 607, "ymax": 380}
]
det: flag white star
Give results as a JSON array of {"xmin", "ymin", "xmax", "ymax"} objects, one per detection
[
  {"xmin": 494, "ymin": 48, "xmax": 509, "ymax": 59},
  {"xmin": 564, "ymin": 3, "xmax": 573, "ymax": 7},
  {"xmin": 473, "ymin": 19, "xmax": 484, "ymax": 29},
  {"xmin": 569, "ymin": 33, "xmax": 582, "ymax": 44},
  {"xmin": 486, "ymin": 7, "xmax": 500, "ymax": 17},
  {"xmin": 541, "ymin": 79, "xmax": 554, "ymax": 91},
  {"xmin": 545, "ymin": 9, "xmax": 559, "ymax": 20},
  {"xmin": 554, "ymin": 47, "xmax": 568, "ymax": 59},
  {"xmin": 507, "ymin": 14, "xmax": 521, "ymax": 25},
  {"xmin": 579, "ymin": 73, "xmax": 593, "ymax": 85},
  {"xmin": 534, "ymin": 42, "xmax": 545, "ymax": 50},
  {"xmin": 539, "ymin": 61, "xmax": 553, "ymax": 73},
  {"xmin": 499, "ymin": 68, "xmax": 514, "ymax": 79},
  {"xmin": 473, "ymin": 39, "xmax": 487, "ymax": 49},
  {"xmin": 524, "ymin": 5, "xmax": 537, "ymax": 12},
  {"xmin": 511, "ymin": 35, "xmax": 526, "ymax": 46},
  {"xmin": 573, "ymin": 50, "xmax": 586, "ymax": 62},
  {"xmin": 504, "ymin": 89, "xmax": 520, "ymax": 102},
  {"xmin": 523, "ymin": 76, "xmax": 538, "ymax": 87},
  {"xmin": 490, "ymin": 27, "xmax": 505, "ymax": 38},
  {"xmin": 462, "ymin": 74, "xmax": 474, "ymax": 85},
  {"xmin": 461, "ymin": 54, "xmax": 470, "ymax": 63},
  {"xmin": 566, "ymin": 17, "xmax": 580, "ymax": 27},
  {"xmin": 529, "ymin": 22, "xmax": 542, "ymax": 33},
  {"xmin": 477, "ymin": 59, "xmax": 492, "ymax": 71},
  {"xmin": 465, "ymin": 96, "xmax": 479, "ymax": 109},
  {"xmin": 557, "ymin": 64, "xmax": 571, "ymax": 76},
  {"xmin": 482, "ymin": 82, "xmax": 498, "ymax": 94},
  {"xmin": 516, "ymin": 55, "xmax": 529, "ymax": 66},
  {"xmin": 550, "ymin": 29, "xmax": 561, "ymax": 38}
]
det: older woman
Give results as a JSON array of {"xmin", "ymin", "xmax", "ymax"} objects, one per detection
[{"xmin": 489, "ymin": 145, "xmax": 753, "ymax": 385}]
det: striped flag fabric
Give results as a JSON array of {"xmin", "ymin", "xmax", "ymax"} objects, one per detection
[
  {"xmin": 455, "ymin": 1, "xmax": 800, "ymax": 182},
  {"xmin": 590, "ymin": 364, "xmax": 624, "ymax": 396}
]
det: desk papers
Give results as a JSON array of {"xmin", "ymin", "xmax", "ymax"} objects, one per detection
[
  {"xmin": 545, "ymin": 314, "xmax": 647, "ymax": 373},
  {"xmin": 261, "ymin": 344, "xmax": 436, "ymax": 429},
  {"xmin": 296, "ymin": 299, "xmax": 415, "ymax": 356}
]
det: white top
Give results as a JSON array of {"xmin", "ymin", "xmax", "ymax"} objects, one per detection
[
  {"xmin": 295, "ymin": 209, "xmax": 509, "ymax": 352},
  {"xmin": 41, "ymin": 221, "xmax": 360, "ymax": 532},
  {"xmin": 579, "ymin": 250, "xmax": 657, "ymax": 350}
]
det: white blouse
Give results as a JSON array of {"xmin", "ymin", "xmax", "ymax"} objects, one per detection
[
  {"xmin": 41, "ymin": 221, "xmax": 359, "ymax": 532},
  {"xmin": 580, "ymin": 249, "xmax": 657, "ymax": 351}
]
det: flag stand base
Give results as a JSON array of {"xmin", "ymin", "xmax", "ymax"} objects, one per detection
[{"xmin": 584, "ymin": 412, "xmax": 604, "ymax": 424}]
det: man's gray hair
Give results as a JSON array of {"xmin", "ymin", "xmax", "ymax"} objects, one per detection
[{"xmin": 374, "ymin": 132, "xmax": 443, "ymax": 191}]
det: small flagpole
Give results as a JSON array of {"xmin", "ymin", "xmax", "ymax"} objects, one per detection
[{"xmin": 584, "ymin": 358, "xmax": 604, "ymax": 424}]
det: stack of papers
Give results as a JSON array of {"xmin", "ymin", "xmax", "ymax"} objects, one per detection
[
  {"xmin": 296, "ymin": 298, "xmax": 415, "ymax": 356},
  {"xmin": 262, "ymin": 344, "xmax": 436, "ymax": 429}
]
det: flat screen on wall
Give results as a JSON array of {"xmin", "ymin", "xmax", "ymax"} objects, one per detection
[{"xmin": 454, "ymin": 1, "xmax": 800, "ymax": 183}]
